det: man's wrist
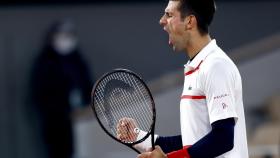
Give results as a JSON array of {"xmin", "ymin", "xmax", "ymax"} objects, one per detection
[{"xmin": 133, "ymin": 130, "xmax": 159, "ymax": 152}]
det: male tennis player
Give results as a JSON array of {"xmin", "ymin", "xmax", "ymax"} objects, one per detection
[{"xmin": 117, "ymin": 0, "xmax": 249, "ymax": 157}]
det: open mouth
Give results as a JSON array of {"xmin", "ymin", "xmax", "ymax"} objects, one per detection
[
  {"xmin": 169, "ymin": 38, "xmax": 172, "ymax": 46},
  {"xmin": 168, "ymin": 36, "xmax": 173, "ymax": 46},
  {"xmin": 163, "ymin": 27, "xmax": 173, "ymax": 46}
]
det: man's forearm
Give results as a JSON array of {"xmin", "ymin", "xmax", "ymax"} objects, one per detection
[
  {"xmin": 188, "ymin": 118, "xmax": 235, "ymax": 158},
  {"xmin": 155, "ymin": 135, "xmax": 183, "ymax": 153}
]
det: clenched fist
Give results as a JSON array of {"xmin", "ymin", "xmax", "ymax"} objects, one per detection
[
  {"xmin": 116, "ymin": 117, "xmax": 139, "ymax": 142},
  {"xmin": 137, "ymin": 146, "xmax": 167, "ymax": 158}
]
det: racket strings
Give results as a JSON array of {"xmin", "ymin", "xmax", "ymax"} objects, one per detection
[
  {"xmin": 93, "ymin": 72, "xmax": 153, "ymax": 143},
  {"xmin": 110, "ymin": 72, "xmax": 152, "ymax": 134},
  {"xmin": 117, "ymin": 73, "xmax": 152, "ymax": 129}
]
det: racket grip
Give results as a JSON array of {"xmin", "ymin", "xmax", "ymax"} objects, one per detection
[{"xmin": 151, "ymin": 133, "xmax": 155, "ymax": 150}]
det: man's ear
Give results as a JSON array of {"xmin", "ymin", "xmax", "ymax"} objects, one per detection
[{"xmin": 185, "ymin": 15, "xmax": 196, "ymax": 30}]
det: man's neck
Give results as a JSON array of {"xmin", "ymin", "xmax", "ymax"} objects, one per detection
[{"xmin": 186, "ymin": 34, "xmax": 211, "ymax": 59}]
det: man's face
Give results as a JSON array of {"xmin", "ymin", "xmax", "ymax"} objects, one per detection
[{"xmin": 159, "ymin": 1, "xmax": 189, "ymax": 52}]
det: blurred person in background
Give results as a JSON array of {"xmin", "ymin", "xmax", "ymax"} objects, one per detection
[
  {"xmin": 249, "ymin": 95, "xmax": 280, "ymax": 158},
  {"xmin": 30, "ymin": 19, "xmax": 93, "ymax": 158}
]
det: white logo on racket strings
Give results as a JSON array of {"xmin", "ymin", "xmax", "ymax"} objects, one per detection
[{"xmin": 134, "ymin": 128, "xmax": 140, "ymax": 134}]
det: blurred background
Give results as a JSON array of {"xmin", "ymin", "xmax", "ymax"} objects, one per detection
[{"xmin": 0, "ymin": 0, "xmax": 279, "ymax": 158}]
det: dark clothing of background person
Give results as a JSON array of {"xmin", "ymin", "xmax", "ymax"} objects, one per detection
[{"xmin": 30, "ymin": 21, "xmax": 93, "ymax": 158}]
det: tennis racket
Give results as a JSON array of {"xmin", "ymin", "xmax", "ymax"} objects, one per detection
[{"xmin": 91, "ymin": 68, "xmax": 156, "ymax": 154}]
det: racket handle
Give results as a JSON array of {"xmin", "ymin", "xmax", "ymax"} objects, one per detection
[{"xmin": 151, "ymin": 132, "xmax": 155, "ymax": 150}]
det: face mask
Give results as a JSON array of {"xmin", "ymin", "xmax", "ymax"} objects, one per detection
[{"xmin": 53, "ymin": 33, "xmax": 78, "ymax": 55}]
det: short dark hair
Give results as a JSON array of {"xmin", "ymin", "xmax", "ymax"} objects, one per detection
[{"xmin": 171, "ymin": 0, "xmax": 216, "ymax": 35}]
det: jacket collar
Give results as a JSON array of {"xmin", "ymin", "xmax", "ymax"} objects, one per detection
[{"xmin": 184, "ymin": 39, "xmax": 218, "ymax": 73}]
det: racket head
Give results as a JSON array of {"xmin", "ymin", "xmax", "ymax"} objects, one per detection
[{"xmin": 91, "ymin": 69, "xmax": 156, "ymax": 148}]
